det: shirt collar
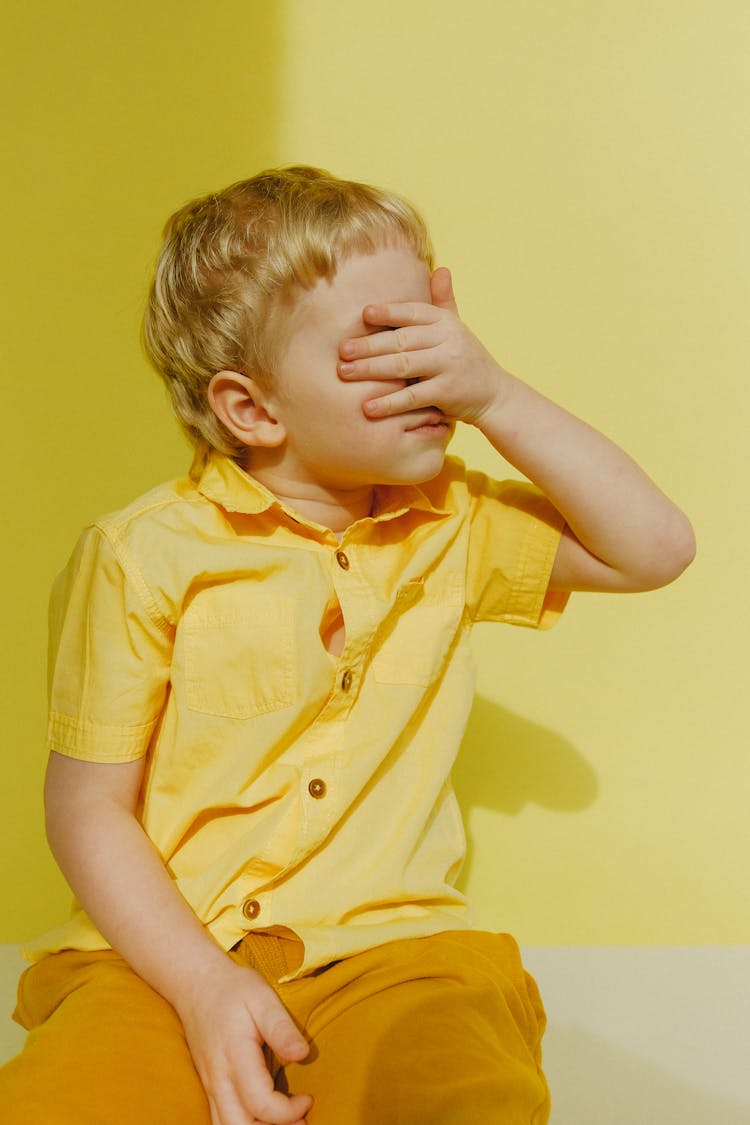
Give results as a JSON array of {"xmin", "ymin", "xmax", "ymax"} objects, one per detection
[{"xmin": 195, "ymin": 452, "xmax": 450, "ymax": 523}]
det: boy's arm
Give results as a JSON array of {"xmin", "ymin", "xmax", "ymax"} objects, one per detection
[
  {"xmin": 44, "ymin": 751, "xmax": 312, "ymax": 1125},
  {"xmin": 468, "ymin": 372, "xmax": 695, "ymax": 593},
  {"xmin": 338, "ymin": 268, "xmax": 695, "ymax": 593}
]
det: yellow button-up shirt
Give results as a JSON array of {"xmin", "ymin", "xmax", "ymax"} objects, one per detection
[{"xmin": 26, "ymin": 453, "xmax": 568, "ymax": 980}]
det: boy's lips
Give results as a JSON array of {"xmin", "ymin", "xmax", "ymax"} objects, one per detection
[{"xmin": 404, "ymin": 409, "xmax": 450, "ymax": 431}]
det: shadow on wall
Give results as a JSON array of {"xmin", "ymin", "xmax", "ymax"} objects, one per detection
[
  {"xmin": 453, "ymin": 694, "xmax": 598, "ymax": 816},
  {"xmin": 544, "ymin": 1025, "xmax": 750, "ymax": 1125},
  {"xmin": 452, "ymin": 694, "xmax": 598, "ymax": 888}
]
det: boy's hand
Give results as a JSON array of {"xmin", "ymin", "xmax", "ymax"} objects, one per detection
[
  {"xmin": 338, "ymin": 267, "xmax": 508, "ymax": 425},
  {"xmin": 174, "ymin": 960, "xmax": 312, "ymax": 1125}
]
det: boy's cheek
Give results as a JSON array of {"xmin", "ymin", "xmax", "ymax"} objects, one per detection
[{"xmin": 359, "ymin": 381, "xmax": 407, "ymax": 412}]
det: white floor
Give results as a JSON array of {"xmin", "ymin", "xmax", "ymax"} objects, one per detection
[
  {"xmin": 2, "ymin": 945, "xmax": 749, "ymax": 1122},
  {"xmin": 523, "ymin": 947, "xmax": 750, "ymax": 1124},
  {"xmin": 0, "ymin": 947, "xmax": 25, "ymax": 1063}
]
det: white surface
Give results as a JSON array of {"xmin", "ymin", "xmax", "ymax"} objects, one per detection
[
  {"xmin": 2, "ymin": 944, "xmax": 749, "ymax": 1122},
  {"xmin": 0, "ymin": 946, "xmax": 26, "ymax": 1063},
  {"xmin": 524, "ymin": 946, "xmax": 750, "ymax": 1124}
]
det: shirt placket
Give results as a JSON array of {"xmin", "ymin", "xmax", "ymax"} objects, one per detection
[{"xmin": 248, "ymin": 537, "xmax": 362, "ymax": 884}]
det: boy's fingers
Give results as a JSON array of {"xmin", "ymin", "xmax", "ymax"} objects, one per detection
[
  {"xmin": 363, "ymin": 300, "xmax": 441, "ymax": 327},
  {"xmin": 209, "ymin": 1083, "xmax": 262, "ymax": 1125},
  {"xmin": 340, "ymin": 324, "xmax": 435, "ymax": 361},
  {"xmin": 207, "ymin": 1092, "xmax": 221, "ymax": 1125},
  {"xmin": 246, "ymin": 974, "xmax": 310, "ymax": 1063},
  {"xmin": 364, "ymin": 381, "xmax": 439, "ymax": 419},
  {"xmin": 255, "ymin": 1007, "xmax": 309, "ymax": 1064},
  {"xmin": 430, "ymin": 266, "xmax": 459, "ymax": 314},
  {"xmin": 340, "ymin": 343, "xmax": 445, "ymax": 383},
  {"xmin": 234, "ymin": 1044, "xmax": 313, "ymax": 1124}
]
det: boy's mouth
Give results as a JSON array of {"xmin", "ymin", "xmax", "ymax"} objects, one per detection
[{"xmin": 405, "ymin": 409, "xmax": 451, "ymax": 433}]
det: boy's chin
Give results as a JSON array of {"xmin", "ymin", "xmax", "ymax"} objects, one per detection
[{"xmin": 380, "ymin": 455, "xmax": 447, "ymax": 488}]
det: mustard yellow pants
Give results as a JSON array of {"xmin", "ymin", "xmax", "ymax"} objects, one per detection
[{"xmin": 0, "ymin": 929, "xmax": 550, "ymax": 1124}]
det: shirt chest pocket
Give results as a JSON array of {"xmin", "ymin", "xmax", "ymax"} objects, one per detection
[
  {"xmin": 372, "ymin": 575, "xmax": 465, "ymax": 687},
  {"xmin": 181, "ymin": 584, "xmax": 297, "ymax": 719}
]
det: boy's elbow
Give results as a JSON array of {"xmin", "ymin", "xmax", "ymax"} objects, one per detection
[
  {"xmin": 675, "ymin": 516, "xmax": 697, "ymax": 574},
  {"xmin": 639, "ymin": 512, "xmax": 697, "ymax": 590}
]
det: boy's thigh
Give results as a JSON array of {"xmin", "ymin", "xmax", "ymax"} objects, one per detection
[
  {"xmin": 0, "ymin": 950, "xmax": 209, "ymax": 1125},
  {"xmin": 282, "ymin": 929, "xmax": 550, "ymax": 1125}
]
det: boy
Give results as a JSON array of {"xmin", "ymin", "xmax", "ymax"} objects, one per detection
[{"xmin": 0, "ymin": 166, "xmax": 694, "ymax": 1124}]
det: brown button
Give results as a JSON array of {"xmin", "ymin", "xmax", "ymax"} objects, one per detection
[
  {"xmin": 241, "ymin": 898, "xmax": 260, "ymax": 921},
  {"xmin": 308, "ymin": 778, "xmax": 327, "ymax": 799},
  {"xmin": 335, "ymin": 550, "xmax": 350, "ymax": 570},
  {"xmin": 341, "ymin": 669, "xmax": 354, "ymax": 692}
]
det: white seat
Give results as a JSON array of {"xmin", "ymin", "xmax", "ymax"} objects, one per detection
[{"xmin": 0, "ymin": 946, "xmax": 27, "ymax": 1065}]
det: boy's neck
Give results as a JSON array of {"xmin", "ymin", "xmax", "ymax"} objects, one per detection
[{"xmin": 243, "ymin": 460, "xmax": 375, "ymax": 533}]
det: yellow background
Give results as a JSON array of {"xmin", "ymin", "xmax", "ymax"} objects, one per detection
[{"xmin": 2, "ymin": 1, "xmax": 746, "ymax": 943}]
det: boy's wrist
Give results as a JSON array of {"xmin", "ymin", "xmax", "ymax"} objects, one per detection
[
  {"xmin": 157, "ymin": 939, "xmax": 236, "ymax": 1013},
  {"xmin": 470, "ymin": 364, "xmax": 520, "ymax": 436}
]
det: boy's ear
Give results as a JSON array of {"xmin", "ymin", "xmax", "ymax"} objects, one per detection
[{"xmin": 208, "ymin": 371, "xmax": 286, "ymax": 449}]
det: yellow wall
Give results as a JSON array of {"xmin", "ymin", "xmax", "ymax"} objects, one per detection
[
  {"xmin": 2, "ymin": 1, "xmax": 747, "ymax": 943},
  {"xmin": 1, "ymin": 1, "xmax": 284, "ymax": 937},
  {"xmin": 274, "ymin": 0, "xmax": 748, "ymax": 944}
]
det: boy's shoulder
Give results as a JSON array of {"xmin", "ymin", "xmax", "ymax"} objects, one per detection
[
  {"xmin": 64, "ymin": 470, "xmax": 239, "ymax": 628},
  {"xmin": 92, "ymin": 473, "xmax": 208, "ymax": 540}
]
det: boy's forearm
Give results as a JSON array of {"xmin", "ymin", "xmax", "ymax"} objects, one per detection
[
  {"xmin": 45, "ymin": 794, "xmax": 229, "ymax": 1010},
  {"xmin": 477, "ymin": 368, "xmax": 696, "ymax": 591}
]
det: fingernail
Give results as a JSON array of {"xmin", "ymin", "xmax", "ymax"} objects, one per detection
[{"xmin": 339, "ymin": 362, "xmax": 355, "ymax": 375}]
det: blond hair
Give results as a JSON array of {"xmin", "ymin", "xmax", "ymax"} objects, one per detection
[{"xmin": 142, "ymin": 165, "xmax": 435, "ymax": 470}]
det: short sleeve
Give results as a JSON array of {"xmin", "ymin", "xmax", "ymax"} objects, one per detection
[
  {"xmin": 465, "ymin": 472, "xmax": 570, "ymax": 629},
  {"xmin": 47, "ymin": 525, "xmax": 173, "ymax": 762}
]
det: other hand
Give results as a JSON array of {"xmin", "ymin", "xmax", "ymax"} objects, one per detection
[{"xmin": 175, "ymin": 960, "xmax": 312, "ymax": 1125}]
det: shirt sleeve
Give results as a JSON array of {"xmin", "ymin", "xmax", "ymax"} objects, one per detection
[
  {"xmin": 465, "ymin": 471, "xmax": 570, "ymax": 629},
  {"xmin": 47, "ymin": 524, "xmax": 173, "ymax": 762}
]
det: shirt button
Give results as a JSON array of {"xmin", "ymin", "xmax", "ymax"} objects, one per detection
[
  {"xmin": 335, "ymin": 550, "xmax": 350, "ymax": 570},
  {"xmin": 308, "ymin": 778, "xmax": 327, "ymax": 799},
  {"xmin": 242, "ymin": 898, "xmax": 261, "ymax": 921},
  {"xmin": 341, "ymin": 669, "xmax": 354, "ymax": 692}
]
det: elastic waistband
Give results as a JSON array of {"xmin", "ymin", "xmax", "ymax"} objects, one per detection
[{"xmin": 230, "ymin": 929, "xmax": 304, "ymax": 982}]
